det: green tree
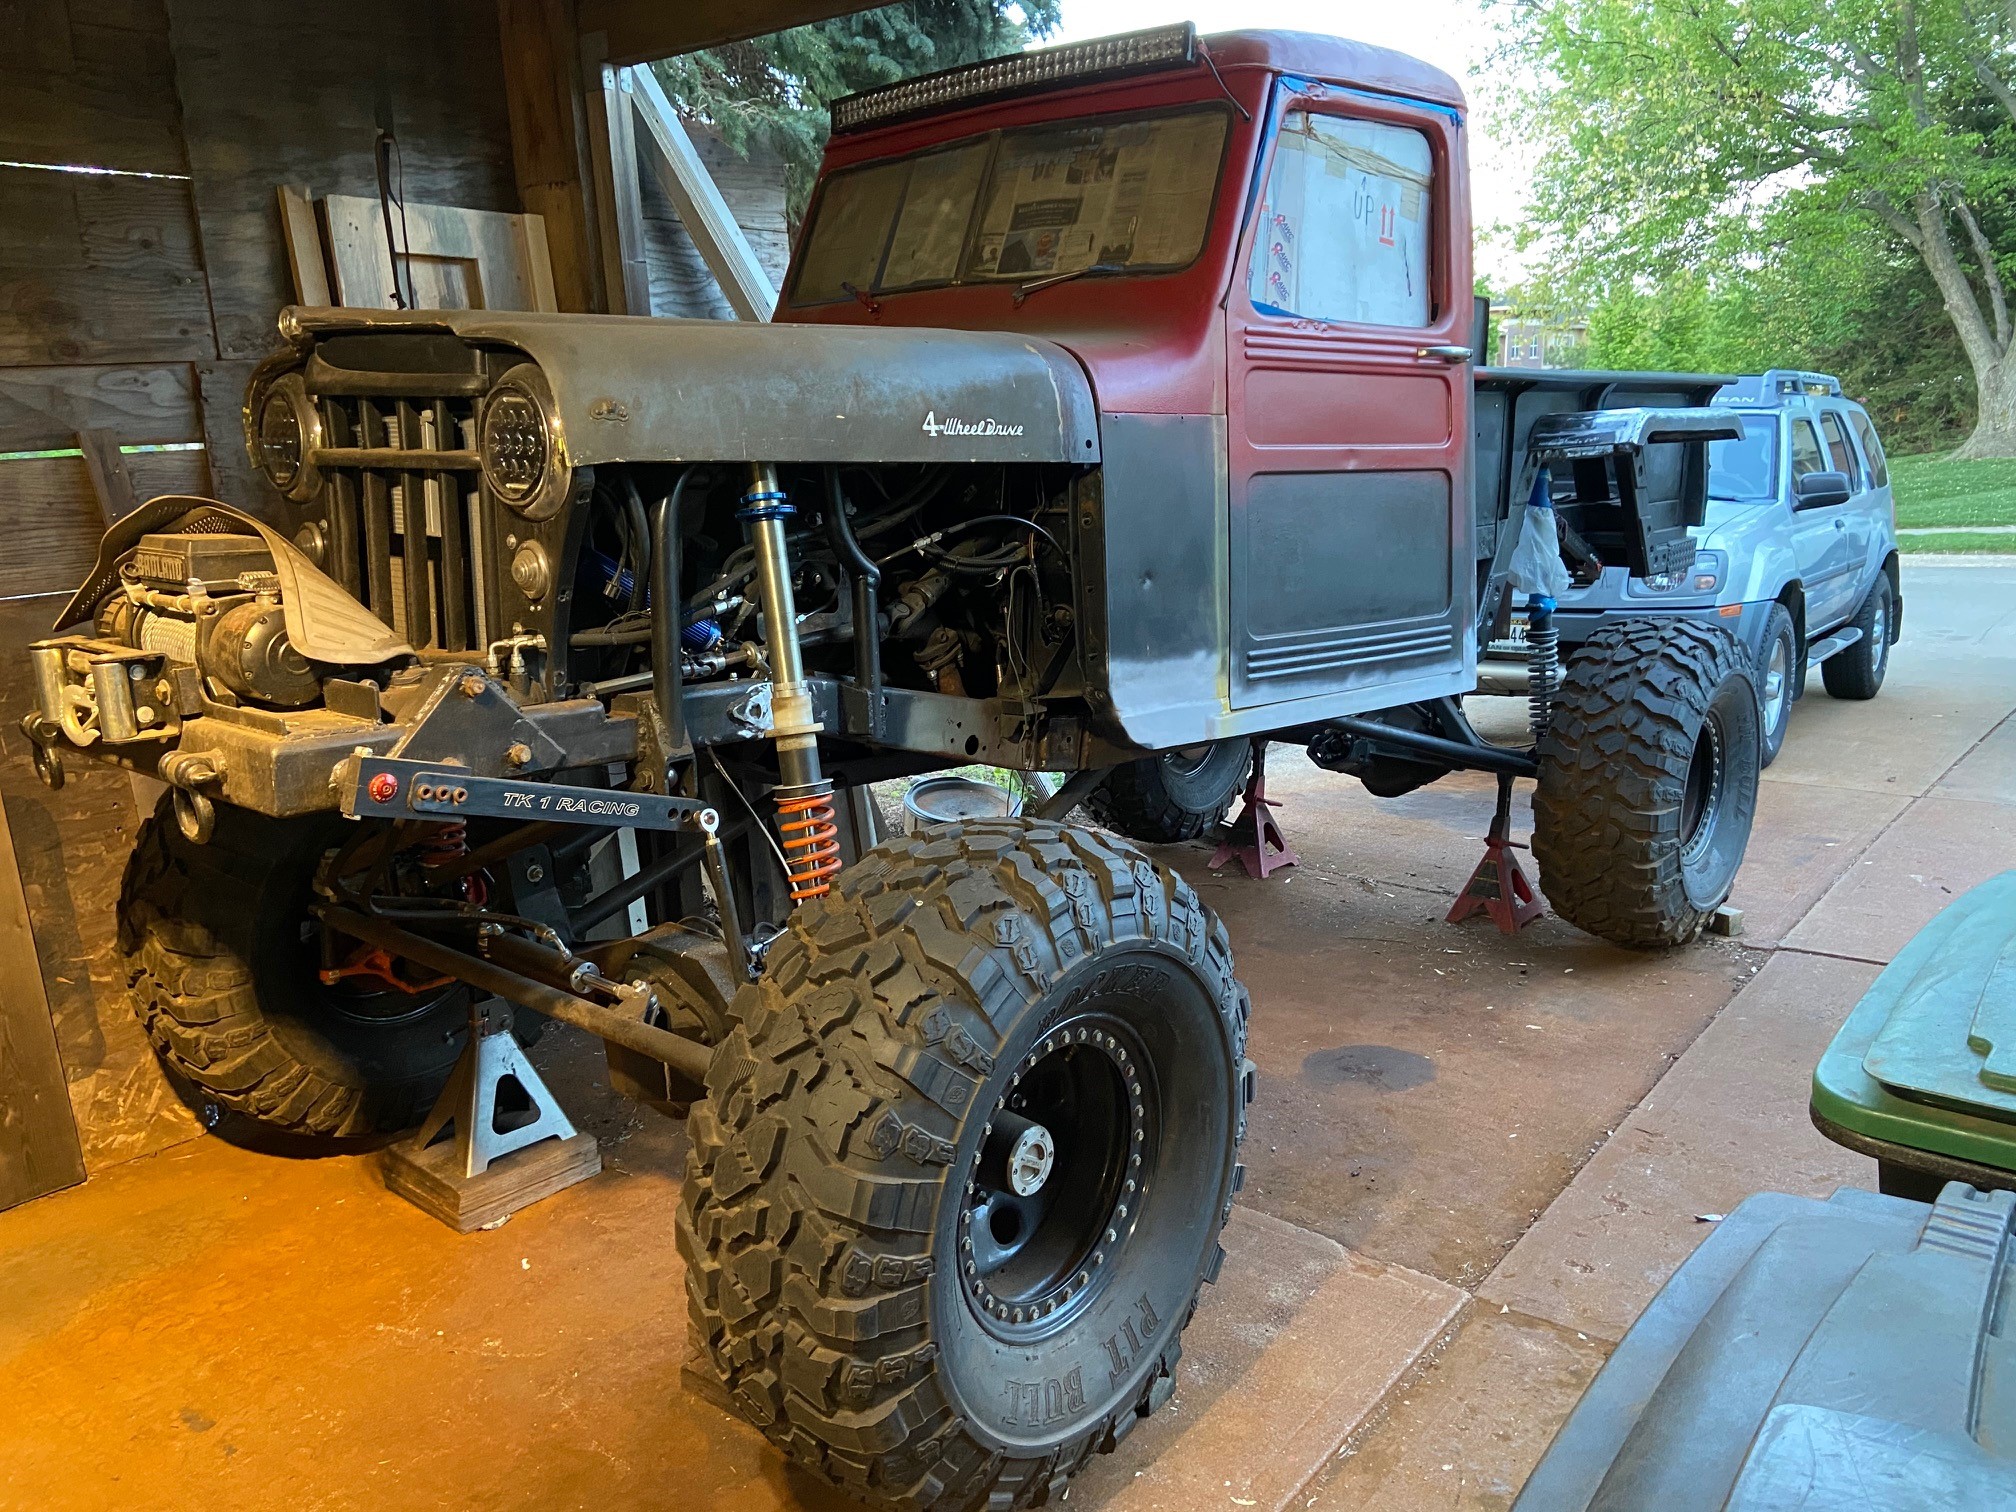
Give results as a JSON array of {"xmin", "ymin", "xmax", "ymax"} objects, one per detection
[
  {"xmin": 655, "ymin": 2, "xmax": 1061, "ymax": 217},
  {"xmin": 1492, "ymin": 0, "xmax": 2016, "ymax": 455}
]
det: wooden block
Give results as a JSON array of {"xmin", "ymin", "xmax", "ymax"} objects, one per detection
[
  {"xmin": 1709, "ymin": 904, "xmax": 1745, "ymax": 938},
  {"xmin": 381, "ymin": 1129, "xmax": 601, "ymax": 1233},
  {"xmin": 75, "ymin": 427, "xmax": 138, "ymax": 524},
  {"xmin": 276, "ymin": 184, "xmax": 332, "ymax": 305}
]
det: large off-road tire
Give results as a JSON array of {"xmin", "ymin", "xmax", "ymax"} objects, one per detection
[
  {"xmin": 1820, "ymin": 572, "xmax": 1893, "ymax": 701},
  {"xmin": 119, "ymin": 799, "xmax": 493, "ymax": 1138},
  {"xmin": 1532, "ymin": 619, "xmax": 1760, "ymax": 948},
  {"xmin": 1086, "ymin": 740, "xmax": 1253, "ymax": 844},
  {"xmin": 679, "ymin": 819, "xmax": 1251, "ymax": 1510}
]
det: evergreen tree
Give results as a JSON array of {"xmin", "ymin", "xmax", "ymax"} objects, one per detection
[{"xmin": 655, "ymin": 2, "xmax": 1061, "ymax": 218}]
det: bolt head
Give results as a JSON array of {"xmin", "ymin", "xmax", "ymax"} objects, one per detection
[{"xmin": 366, "ymin": 772, "xmax": 399, "ymax": 803}]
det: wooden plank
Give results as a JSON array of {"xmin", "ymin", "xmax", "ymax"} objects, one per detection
[
  {"xmin": 581, "ymin": 0, "xmax": 865, "ymax": 66},
  {"xmin": 0, "ymin": 447, "xmax": 209, "ymax": 599},
  {"xmin": 0, "ymin": 167, "xmax": 215, "ymax": 365},
  {"xmin": 276, "ymin": 184, "xmax": 332, "ymax": 305},
  {"xmin": 0, "ymin": 363, "xmax": 200, "ymax": 453},
  {"xmin": 0, "ymin": 0, "xmax": 189, "ymax": 176},
  {"xmin": 628, "ymin": 65, "xmax": 775, "ymax": 320},
  {"xmin": 75, "ymin": 428, "xmax": 139, "ymax": 523},
  {"xmin": 168, "ymin": 0, "xmax": 518, "ymax": 357},
  {"xmin": 0, "ymin": 787, "xmax": 88, "ymax": 1214},
  {"xmin": 498, "ymin": 0, "xmax": 605, "ymax": 313},
  {"xmin": 321, "ymin": 194, "xmax": 557, "ymax": 312}
]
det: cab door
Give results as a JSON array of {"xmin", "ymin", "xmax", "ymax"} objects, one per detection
[
  {"xmin": 1820, "ymin": 407, "xmax": 1881, "ymax": 604},
  {"xmin": 1788, "ymin": 413, "xmax": 1858, "ymax": 628},
  {"xmin": 1225, "ymin": 87, "xmax": 1473, "ymax": 711}
]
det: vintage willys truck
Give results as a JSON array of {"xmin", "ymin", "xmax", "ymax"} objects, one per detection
[{"xmin": 17, "ymin": 25, "xmax": 1760, "ymax": 1510}]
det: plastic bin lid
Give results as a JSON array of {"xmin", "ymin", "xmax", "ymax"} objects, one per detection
[
  {"xmin": 1813, "ymin": 871, "xmax": 2016, "ymax": 1171},
  {"xmin": 1515, "ymin": 1183, "xmax": 2016, "ymax": 1510}
]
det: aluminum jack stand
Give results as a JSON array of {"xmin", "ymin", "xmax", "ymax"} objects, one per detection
[
  {"xmin": 382, "ymin": 997, "xmax": 601, "ymax": 1232},
  {"xmin": 1447, "ymin": 773, "xmax": 1544, "ymax": 935},
  {"xmin": 1210, "ymin": 741, "xmax": 1299, "ymax": 880}
]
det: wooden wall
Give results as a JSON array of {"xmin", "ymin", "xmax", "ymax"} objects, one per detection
[
  {"xmin": 641, "ymin": 125, "xmax": 790, "ymax": 320},
  {"xmin": 0, "ymin": 0, "xmax": 517, "ymax": 1173}
]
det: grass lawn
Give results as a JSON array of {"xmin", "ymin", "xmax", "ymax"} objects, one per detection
[
  {"xmin": 1896, "ymin": 530, "xmax": 2016, "ymax": 554},
  {"xmin": 1887, "ymin": 453, "xmax": 2016, "ymax": 530}
]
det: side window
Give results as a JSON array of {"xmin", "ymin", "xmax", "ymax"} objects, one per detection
[
  {"xmin": 1249, "ymin": 112, "xmax": 1434, "ymax": 327},
  {"xmin": 1850, "ymin": 411, "xmax": 1890, "ymax": 487},
  {"xmin": 1790, "ymin": 419, "xmax": 1827, "ymax": 479},
  {"xmin": 1819, "ymin": 412, "xmax": 1863, "ymax": 489}
]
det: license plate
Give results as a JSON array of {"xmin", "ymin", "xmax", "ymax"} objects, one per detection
[{"xmin": 1489, "ymin": 614, "xmax": 1529, "ymax": 655}]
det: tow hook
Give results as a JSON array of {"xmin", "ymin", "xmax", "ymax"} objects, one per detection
[{"xmin": 159, "ymin": 750, "xmax": 223, "ymax": 844}]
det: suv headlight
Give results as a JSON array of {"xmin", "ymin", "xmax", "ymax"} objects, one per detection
[
  {"xmin": 251, "ymin": 373, "xmax": 323, "ymax": 502},
  {"xmin": 480, "ymin": 365, "xmax": 569, "ymax": 520},
  {"xmin": 1628, "ymin": 550, "xmax": 1726, "ymax": 599}
]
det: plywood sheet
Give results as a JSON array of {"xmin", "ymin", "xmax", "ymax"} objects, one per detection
[
  {"xmin": 0, "ymin": 363, "xmax": 201, "ymax": 452},
  {"xmin": 0, "ymin": 447, "xmax": 210, "ymax": 599},
  {"xmin": 0, "ymin": 0, "xmax": 189, "ymax": 176},
  {"xmin": 168, "ymin": 0, "xmax": 517, "ymax": 357},
  {"xmin": 322, "ymin": 194, "xmax": 557, "ymax": 312}
]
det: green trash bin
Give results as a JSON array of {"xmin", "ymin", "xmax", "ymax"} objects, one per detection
[{"xmin": 1811, "ymin": 869, "xmax": 2016, "ymax": 1200}]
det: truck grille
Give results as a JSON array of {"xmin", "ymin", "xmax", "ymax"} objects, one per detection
[{"xmin": 311, "ymin": 395, "xmax": 492, "ymax": 654}]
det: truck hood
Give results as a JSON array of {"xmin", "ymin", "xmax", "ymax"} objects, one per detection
[{"xmin": 273, "ymin": 307, "xmax": 1101, "ymax": 466}]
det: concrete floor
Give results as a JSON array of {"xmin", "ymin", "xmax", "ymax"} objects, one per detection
[{"xmin": 1, "ymin": 560, "xmax": 2010, "ymax": 1512}]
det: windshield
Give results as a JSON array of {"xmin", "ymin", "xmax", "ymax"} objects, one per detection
[
  {"xmin": 1708, "ymin": 413, "xmax": 1779, "ymax": 502},
  {"xmin": 789, "ymin": 104, "xmax": 1230, "ymax": 306}
]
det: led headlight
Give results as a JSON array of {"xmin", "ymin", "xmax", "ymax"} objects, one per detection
[
  {"xmin": 480, "ymin": 365, "xmax": 569, "ymax": 520},
  {"xmin": 251, "ymin": 373, "xmax": 323, "ymax": 502},
  {"xmin": 1628, "ymin": 550, "xmax": 1726, "ymax": 599}
]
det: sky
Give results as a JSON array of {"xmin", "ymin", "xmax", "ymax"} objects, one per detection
[{"xmin": 1040, "ymin": 0, "xmax": 1535, "ymax": 284}]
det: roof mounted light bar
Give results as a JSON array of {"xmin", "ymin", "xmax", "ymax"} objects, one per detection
[{"xmin": 829, "ymin": 23, "xmax": 1199, "ymax": 134}]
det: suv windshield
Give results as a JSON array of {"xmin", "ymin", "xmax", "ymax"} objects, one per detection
[
  {"xmin": 789, "ymin": 104, "xmax": 1230, "ymax": 306},
  {"xmin": 1708, "ymin": 413, "xmax": 1779, "ymax": 502}
]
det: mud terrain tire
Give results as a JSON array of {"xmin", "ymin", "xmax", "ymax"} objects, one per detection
[
  {"xmin": 120, "ymin": 799, "xmax": 490, "ymax": 1138},
  {"xmin": 678, "ymin": 819, "xmax": 1251, "ymax": 1510},
  {"xmin": 1087, "ymin": 740, "xmax": 1252, "ymax": 844},
  {"xmin": 1532, "ymin": 619, "xmax": 1760, "ymax": 948}
]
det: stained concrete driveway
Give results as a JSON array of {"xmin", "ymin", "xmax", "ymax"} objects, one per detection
[{"xmin": 0, "ymin": 561, "xmax": 2008, "ymax": 1512}]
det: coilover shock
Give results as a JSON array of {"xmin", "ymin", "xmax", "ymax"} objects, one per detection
[{"xmin": 740, "ymin": 463, "xmax": 840, "ymax": 905}]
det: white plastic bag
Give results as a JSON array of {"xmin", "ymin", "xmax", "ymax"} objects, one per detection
[{"xmin": 1507, "ymin": 469, "xmax": 1571, "ymax": 604}]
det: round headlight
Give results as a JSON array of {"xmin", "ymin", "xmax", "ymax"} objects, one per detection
[
  {"xmin": 480, "ymin": 366, "xmax": 568, "ymax": 519},
  {"xmin": 250, "ymin": 373, "xmax": 322, "ymax": 502}
]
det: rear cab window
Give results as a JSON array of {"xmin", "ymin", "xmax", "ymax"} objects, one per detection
[
  {"xmin": 789, "ymin": 104, "xmax": 1232, "ymax": 305},
  {"xmin": 1849, "ymin": 410, "xmax": 1890, "ymax": 487},
  {"xmin": 1819, "ymin": 411, "xmax": 1864, "ymax": 490}
]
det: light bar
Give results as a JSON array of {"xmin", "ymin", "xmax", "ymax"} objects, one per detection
[{"xmin": 830, "ymin": 23, "xmax": 1198, "ymax": 133}]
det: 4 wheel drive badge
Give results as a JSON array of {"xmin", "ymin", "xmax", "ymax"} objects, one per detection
[{"xmin": 921, "ymin": 409, "xmax": 1025, "ymax": 439}]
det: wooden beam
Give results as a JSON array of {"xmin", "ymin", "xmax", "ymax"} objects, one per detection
[
  {"xmin": 579, "ymin": 0, "xmax": 867, "ymax": 66},
  {"xmin": 498, "ymin": 0, "xmax": 606, "ymax": 312},
  {"xmin": 276, "ymin": 184, "xmax": 333, "ymax": 305},
  {"xmin": 75, "ymin": 429, "xmax": 139, "ymax": 525},
  {"xmin": 628, "ymin": 65, "xmax": 776, "ymax": 321},
  {"xmin": 581, "ymin": 42, "xmax": 651, "ymax": 316}
]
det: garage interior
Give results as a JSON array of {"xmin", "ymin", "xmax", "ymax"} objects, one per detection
[{"xmin": 2, "ymin": 4, "xmax": 2015, "ymax": 1510}]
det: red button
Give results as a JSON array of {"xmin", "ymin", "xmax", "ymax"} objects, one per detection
[{"xmin": 367, "ymin": 772, "xmax": 399, "ymax": 803}]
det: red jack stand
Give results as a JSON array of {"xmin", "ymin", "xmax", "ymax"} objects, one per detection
[
  {"xmin": 1447, "ymin": 773, "xmax": 1543, "ymax": 934},
  {"xmin": 1211, "ymin": 741, "xmax": 1299, "ymax": 880}
]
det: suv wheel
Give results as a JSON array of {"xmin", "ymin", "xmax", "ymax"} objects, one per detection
[
  {"xmin": 1756, "ymin": 603, "xmax": 1798, "ymax": 767},
  {"xmin": 1087, "ymin": 740, "xmax": 1253, "ymax": 844},
  {"xmin": 1820, "ymin": 574, "xmax": 1892, "ymax": 701}
]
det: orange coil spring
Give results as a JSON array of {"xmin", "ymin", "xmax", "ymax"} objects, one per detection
[
  {"xmin": 776, "ymin": 791, "xmax": 843, "ymax": 902},
  {"xmin": 416, "ymin": 822, "xmax": 487, "ymax": 905}
]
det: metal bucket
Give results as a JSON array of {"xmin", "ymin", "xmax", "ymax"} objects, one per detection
[{"xmin": 902, "ymin": 775, "xmax": 1023, "ymax": 833}]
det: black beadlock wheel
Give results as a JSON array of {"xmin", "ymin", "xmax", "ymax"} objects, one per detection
[
  {"xmin": 1086, "ymin": 740, "xmax": 1253, "ymax": 844},
  {"xmin": 678, "ymin": 819, "xmax": 1252, "ymax": 1511},
  {"xmin": 119, "ymin": 798, "xmax": 518, "ymax": 1138},
  {"xmin": 1531, "ymin": 619, "xmax": 1761, "ymax": 948}
]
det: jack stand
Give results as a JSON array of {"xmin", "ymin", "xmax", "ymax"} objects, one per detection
[
  {"xmin": 1447, "ymin": 773, "xmax": 1543, "ymax": 935},
  {"xmin": 1210, "ymin": 741, "xmax": 1299, "ymax": 880},
  {"xmin": 382, "ymin": 997, "xmax": 601, "ymax": 1232}
]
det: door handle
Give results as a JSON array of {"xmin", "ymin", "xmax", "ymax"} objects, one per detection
[
  {"xmin": 1835, "ymin": 520, "xmax": 1846, "ymax": 530},
  {"xmin": 1416, "ymin": 345, "xmax": 1473, "ymax": 363}
]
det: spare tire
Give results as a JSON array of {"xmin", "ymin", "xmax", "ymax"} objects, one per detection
[
  {"xmin": 1532, "ymin": 619, "xmax": 1759, "ymax": 948},
  {"xmin": 1087, "ymin": 740, "xmax": 1253, "ymax": 844}
]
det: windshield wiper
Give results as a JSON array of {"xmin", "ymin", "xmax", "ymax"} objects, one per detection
[{"xmin": 1013, "ymin": 262, "xmax": 1128, "ymax": 306}]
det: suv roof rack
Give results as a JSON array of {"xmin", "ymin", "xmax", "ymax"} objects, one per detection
[{"xmin": 1714, "ymin": 370, "xmax": 1844, "ymax": 406}]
